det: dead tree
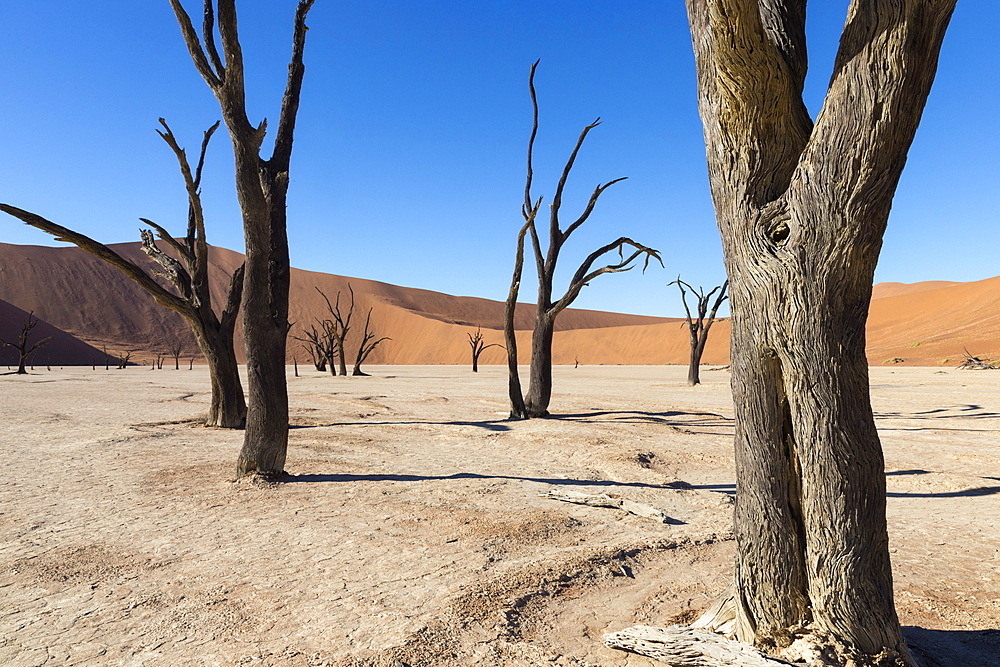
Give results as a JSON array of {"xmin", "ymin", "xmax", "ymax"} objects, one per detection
[
  {"xmin": 671, "ymin": 277, "xmax": 728, "ymax": 386},
  {"xmin": 609, "ymin": 3, "xmax": 958, "ymax": 666},
  {"xmin": 0, "ymin": 312, "xmax": 51, "ymax": 374},
  {"xmin": 117, "ymin": 350, "xmax": 132, "ymax": 369},
  {"xmin": 352, "ymin": 308, "xmax": 390, "ymax": 376},
  {"xmin": 316, "ymin": 286, "xmax": 354, "ymax": 377},
  {"xmin": 504, "ymin": 61, "xmax": 661, "ymax": 418},
  {"xmin": 1, "ymin": 118, "xmax": 246, "ymax": 428},
  {"xmin": 169, "ymin": 342, "xmax": 183, "ymax": 370},
  {"xmin": 467, "ymin": 327, "xmax": 501, "ymax": 372},
  {"xmin": 169, "ymin": 0, "xmax": 316, "ymax": 477},
  {"xmin": 293, "ymin": 324, "xmax": 329, "ymax": 372}
]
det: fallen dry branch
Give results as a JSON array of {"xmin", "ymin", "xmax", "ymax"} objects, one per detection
[
  {"xmin": 539, "ymin": 489, "xmax": 672, "ymax": 523},
  {"xmin": 603, "ymin": 625, "xmax": 795, "ymax": 666},
  {"xmin": 957, "ymin": 349, "xmax": 998, "ymax": 370}
]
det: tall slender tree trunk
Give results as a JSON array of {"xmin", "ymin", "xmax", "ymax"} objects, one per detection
[{"xmin": 235, "ymin": 162, "xmax": 292, "ymax": 476}]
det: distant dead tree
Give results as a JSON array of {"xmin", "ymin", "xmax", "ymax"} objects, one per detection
[
  {"xmin": 1, "ymin": 118, "xmax": 246, "ymax": 428},
  {"xmin": 117, "ymin": 350, "xmax": 132, "ymax": 369},
  {"xmin": 0, "ymin": 312, "xmax": 51, "ymax": 374},
  {"xmin": 671, "ymin": 277, "xmax": 728, "ymax": 386},
  {"xmin": 352, "ymin": 308, "xmax": 390, "ymax": 376},
  {"xmin": 189, "ymin": 356, "xmax": 195, "ymax": 370},
  {"xmin": 504, "ymin": 61, "xmax": 661, "ymax": 418},
  {"xmin": 169, "ymin": 0, "xmax": 317, "ymax": 478},
  {"xmin": 467, "ymin": 327, "xmax": 501, "ymax": 372},
  {"xmin": 169, "ymin": 342, "xmax": 183, "ymax": 370},
  {"xmin": 317, "ymin": 285, "xmax": 355, "ymax": 377},
  {"xmin": 103, "ymin": 345, "xmax": 111, "ymax": 371},
  {"xmin": 958, "ymin": 349, "xmax": 998, "ymax": 370},
  {"xmin": 293, "ymin": 324, "xmax": 328, "ymax": 372}
]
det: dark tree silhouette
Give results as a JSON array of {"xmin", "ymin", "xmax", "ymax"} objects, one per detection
[
  {"xmin": 467, "ymin": 327, "xmax": 501, "ymax": 373},
  {"xmin": 670, "ymin": 277, "xmax": 728, "ymax": 386},
  {"xmin": 294, "ymin": 324, "xmax": 328, "ymax": 372},
  {"xmin": 1, "ymin": 119, "xmax": 246, "ymax": 428},
  {"xmin": 608, "ymin": 2, "xmax": 958, "ymax": 665},
  {"xmin": 316, "ymin": 286, "xmax": 354, "ymax": 377},
  {"xmin": 169, "ymin": 0, "xmax": 316, "ymax": 477},
  {"xmin": 169, "ymin": 342, "xmax": 183, "ymax": 370},
  {"xmin": 351, "ymin": 308, "xmax": 390, "ymax": 376},
  {"xmin": 504, "ymin": 61, "xmax": 661, "ymax": 418},
  {"xmin": 0, "ymin": 312, "xmax": 51, "ymax": 374}
]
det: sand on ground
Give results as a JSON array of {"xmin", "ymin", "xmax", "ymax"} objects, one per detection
[{"xmin": 1, "ymin": 365, "xmax": 998, "ymax": 666}]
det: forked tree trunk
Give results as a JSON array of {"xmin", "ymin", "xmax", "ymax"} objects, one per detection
[
  {"xmin": 169, "ymin": 0, "xmax": 316, "ymax": 478},
  {"xmin": 673, "ymin": 1, "xmax": 958, "ymax": 663}
]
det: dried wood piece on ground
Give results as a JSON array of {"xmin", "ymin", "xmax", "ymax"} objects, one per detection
[
  {"xmin": 539, "ymin": 489, "xmax": 673, "ymax": 523},
  {"xmin": 604, "ymin": 625, "xmax": 796, "ymax": 666}
]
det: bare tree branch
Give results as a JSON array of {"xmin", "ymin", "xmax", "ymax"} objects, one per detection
[{"xmin": 167, "ymin": 0, "xmax": 222, "ymax": 89}]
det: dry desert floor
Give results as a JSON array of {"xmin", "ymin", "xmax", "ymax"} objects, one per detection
[{"xmin": 1, "ymin": 365, "xmax": 998, "ymax": 666}]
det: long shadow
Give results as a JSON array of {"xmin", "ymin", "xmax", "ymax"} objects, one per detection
[
  {"xmin": 876, "ymin": 404, "xmax": 1000, "ymax": 421},
  {"xmin": 289, "ymin": 409, "xmax": 734, "ymax": 434},
  {"xmin": 887, "ymin": 485, "xmax": 1000, "ymax": 499},
  {"xmin": 286, "ymin": 471, "xmax": 696, "ymax": 491},
  {"xmin": 290, "ymin": 419, "xmax": 514, "ymax": 432},
  {"xmin": 904, "ymin": 626, "xmax": 1000, "ymax": 667}
]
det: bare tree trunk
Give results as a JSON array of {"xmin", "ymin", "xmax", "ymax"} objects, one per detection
[
  {"xmin": 524, "ymin": 313, "xmax": 555, "ymax": 417},
  {"xmin": 665, "ymin": 1, "xmax": 959, "ymax": 663},
  {"xmin": 687, "ymin": 339, "xmax": 702, "ymax": 386},
  {"xmin": 192, "ymin": 323, "xmax": 246, "ymax": 428},
  {"xmin": 168, "ymin": 0, "xmax": 316, "ymax": 477}
]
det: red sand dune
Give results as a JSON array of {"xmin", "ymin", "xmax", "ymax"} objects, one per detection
[{"xmin": 0, "ymin": 241, "xmax": 996, "ymax": 367}]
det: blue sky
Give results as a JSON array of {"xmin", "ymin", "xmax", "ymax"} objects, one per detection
[{"xmin": 1, "ymin": 1, "xmax": 996, "ymax": 317}]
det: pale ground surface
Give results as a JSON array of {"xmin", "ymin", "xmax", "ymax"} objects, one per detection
[{"xmin": 0, "ymin": 365, "xmax": 998, "ymax": 666}]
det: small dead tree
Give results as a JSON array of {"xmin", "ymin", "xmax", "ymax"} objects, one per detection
[
  {"xmin": 117, "ymin": 350, "xmax": 132, "ymax": 369},
  {"xmin": 671, "ymin": 277, "xmax": 728, "ymax": 386},
  {"xmin": 352, "ymin": 308, "xmax": 390, "ymax": 376},
  {"xmin": 169, "ymin": 342, "xmax": 183, "ymax": 370},
  {"xmin": 467, "ymin": 327, "xmax": 501, "ymax": 372},
  {"xmin": 1, "ymin": 118, "xmax": 246, "ymax": 428},
  {"xmin": 0, "ymin": 312, "xmax": 51, "ymax": 374},
  {"xmin": 316, "ymin": 285, "xmax": 355, "ymax": 377},
  {"xmin": 504, "ymin": 61, "xmax": 661, "ymax": 418},
  {"xmin": 293, "ymin": 324, "xmax": 327, "ymax": 372}
]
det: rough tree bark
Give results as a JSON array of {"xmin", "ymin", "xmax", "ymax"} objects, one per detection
[
  {"xmin": 506, "ymin": 61, "xmax": 660, "ymax": 418},
  {"xmin": 467, "ymin": 327, "xmax": 501, "ymax": 372},
  {"xmin": 611, "ymin": 3, "xmax": 957, "ymax": 665},
  {"xmin": 671, "ymin": 277, "xmax": 728, "ymax": 386},
  {"xmin": 169, "ymin": 0, "xmax": 316, "ymax": 477},
  {"xmin": 351, "ymin": 308, "xmax": 390, "ymax": 376},
  {"xmin": 0, "ymin": 312, "xmax": 51, "ymax": 375},
  {"xmin": 1, "ymin": 119, "xmax": 247, "ymax": 428}
]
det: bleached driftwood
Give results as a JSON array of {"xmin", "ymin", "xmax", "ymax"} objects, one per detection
[
  {"xmin": 604, "ymin": 625, "xmax": 796, "ymax": 666},
  {"xmin": 539, "ymin": 489, "xmax": 672, "ymax": 523}
]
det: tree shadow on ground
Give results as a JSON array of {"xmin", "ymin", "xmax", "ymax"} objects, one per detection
[
  {"xmin": 904, "ymin": 626, "xmax": 1000, "ymax": 667},
  {"xmin": 876, "ymin": 404, "xmax": 1000, "ymax": 421},
  {"xmin": 288, "ymin": 409, "xmax": 734, "ymax": 435},
  {"xmin": 883, "ymin": 469, "xmax": 1000, "ymax": 498},
  {"xmin": 285, "ymin": 471, "xmax": 701, "ymax": 491}
]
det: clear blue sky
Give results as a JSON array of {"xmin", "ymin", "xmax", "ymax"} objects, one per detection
[{"xmin": 1, "ymin": 2, "xmax": 996, "ymax": 317}]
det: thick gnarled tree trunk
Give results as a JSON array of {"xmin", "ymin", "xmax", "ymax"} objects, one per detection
[{"xmin": 670, "ymin": 1, "xmax": 959, "ymax": 664}]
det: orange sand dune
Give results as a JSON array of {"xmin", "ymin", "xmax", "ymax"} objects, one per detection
[{"xmin": 0, "ymin": 241, "xmax": 996, "ymax": 367}]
